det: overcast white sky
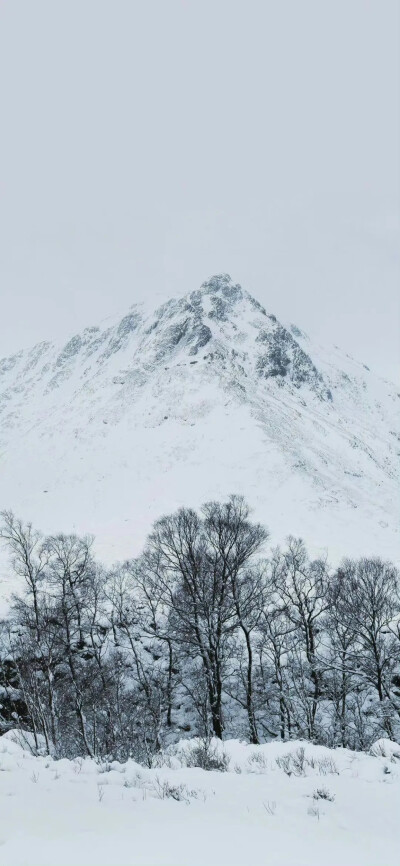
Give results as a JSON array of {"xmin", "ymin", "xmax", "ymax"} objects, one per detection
[{"xmin": 0, "ymin": 0, "xmax": 399, "ymax": 380}]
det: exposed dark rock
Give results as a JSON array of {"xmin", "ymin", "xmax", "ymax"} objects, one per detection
[
  {"xmin": 256, "ymin": 324, "xmax": 331, "ymax": 399},
  {"xmin": 101, "ymin": 312, "xmax": 142, "ymax": 359},
  {"xmin": 188, "ymin": 323, "xmax": 212, "ymax": 355},
  {"xmin": 0, "ymin": 351, "xmax": 24, "ymax": 377},
  {"xmin": 55, "ymin": 335, "xmax": 83, "ymax": 367}
]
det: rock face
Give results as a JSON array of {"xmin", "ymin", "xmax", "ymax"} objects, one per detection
[{"xmin": 0, "ymin": 274, "xmax": 398, "ymax": 596}]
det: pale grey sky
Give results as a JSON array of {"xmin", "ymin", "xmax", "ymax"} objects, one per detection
[{"xmin": 0, "ymin": 0, "xmax": 399, "ymax": 380}]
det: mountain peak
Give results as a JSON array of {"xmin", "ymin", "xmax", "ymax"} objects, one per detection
[
  {"xmin": 199, "ymin": 273, "xmax": 241, "ymax": 296},
  {"xmin": 199, "ymin": 273, "xmax": 267, "ymax": 312}
]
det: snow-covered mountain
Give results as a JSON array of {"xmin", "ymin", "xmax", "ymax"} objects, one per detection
[{"xmin": 0, "ymin": 274, "xmax": 398, "ymax": 593}]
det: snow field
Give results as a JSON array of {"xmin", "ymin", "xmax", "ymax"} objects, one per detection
[{"xmin": 0, "ymin": 733, "xmax": 399, "ymax": 866}]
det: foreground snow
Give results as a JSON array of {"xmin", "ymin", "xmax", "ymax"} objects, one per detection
[{"xmin": 0, "ymin": 734, "xmax": 399, "ymax": 866}]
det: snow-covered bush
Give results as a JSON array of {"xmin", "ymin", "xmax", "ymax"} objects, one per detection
[
  {"xmin": 313, "ymin": 787, "xmax": 335, "ymax": 802},
  {"xmin": 178, "ymin": 739, "xmax": 230, "ymax": 772}
]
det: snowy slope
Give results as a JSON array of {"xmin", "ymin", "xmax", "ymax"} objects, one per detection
[
  {"xmin": 0, "ymin": 732, "xmax": 399, "ymax": 866},
  {"xmin": 0, "ymin": 274, "xmax": 398, "ymax": 599}
]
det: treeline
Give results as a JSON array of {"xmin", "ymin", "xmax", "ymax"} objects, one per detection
[{"xmin": 0, "ymin": 497, "xmax": 399, "ymax": 761}]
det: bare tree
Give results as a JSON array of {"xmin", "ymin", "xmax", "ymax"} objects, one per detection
[
  {"xmin": 43, "ymin": 534, "xmax": 98, "ymax": 756},
  {"xmin": 335, "ymin": 558, "xmax": 400, "ymax": 739},
  {"xmin": 0, "ymin": 511, "xmax": 48, "ymax": 640},
  {"xmin": 202, "ymin": 496, "xmax": 268, "ymax": 743},
  {"xmin": 258, "ymin": 600, "xmax": 296, "ymax": 740},
  {"xmin": 144, "ymin": 505, "xmax": 237, "ymax": 738},
  {"xmin": 110, "ymin": 559, "xmax": 176, "ymax": 755},
  {"xmin": 271, "ymin": 538, "xmax": 329, "ymax": 740}
]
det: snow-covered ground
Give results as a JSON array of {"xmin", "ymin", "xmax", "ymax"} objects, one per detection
[{"xmin": 0, "ymin": 732, "xmax": 399, "ymax": 866}]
